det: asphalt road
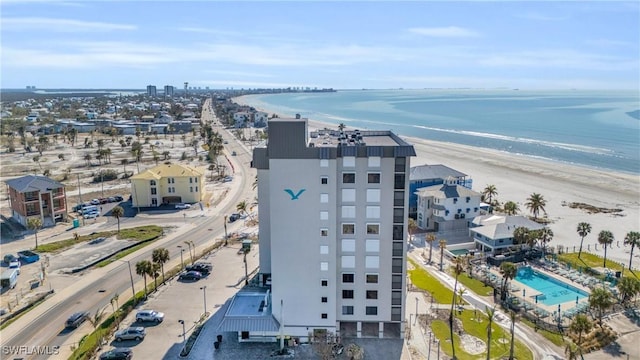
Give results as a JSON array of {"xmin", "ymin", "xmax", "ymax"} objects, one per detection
[{"xmin": 1, "ymin": 99, "xmax": 257, "ymax": 360}]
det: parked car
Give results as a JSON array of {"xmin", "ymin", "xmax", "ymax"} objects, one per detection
[
  {"xmin": 9, "ymin": 259, "xmax": 20, "ymax": 274},
  {"xmin": 114, "ymin": 327, "xmax": 146, "ymax": 341},
  {"xmin": 114, "ymin": 195, "xmax": 124, "ymax": 202},
  {"xmin": 186, "ymin": 262, "xmax": 212, "ymax": 275},
  {"xmin": 99, "ymin": 348, "xmax": 133, "ymax": 360},
  {"xmin": 66, "ymin": 311, "xmax": 89, "ymax": 328},
  {"xmin": 84, "ymin": 211, "xmax": 100, "ymax": 219},
  {"xmin": 178, "ymin": 271, "xmax": 203, "ymax": 281},
  {"xmin": 136, "ymin": 309, "xmax": 165, "ymax": 323},
  {"xmin": 99, "ymin": 198, "xmax": 109, "ymax": 204},
  {"xmin": 231, "ymin": 151, "xmax": 237, "ymax": 156},
  {"xmin": 228, "ymin": 213, "xmax": 241, "ymax": 223},
  {"xmin": 175, "ymin": 203, "xmax": 191, "ymax": 209},
  {"xmin": 90, "ymin": 199, "xmax": 101, "ymax": 205},
  {"xmin": 3, "ymin": 254, "xmax": 17, "ymax": 265},
  {"xmin": 108, "ymin": 197, "xmax": 117, "ymax": 203}
]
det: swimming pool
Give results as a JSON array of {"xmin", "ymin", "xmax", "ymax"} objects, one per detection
[{"xmin": 515, "ymin": 267, "xmax": 588, "ymax": 306}]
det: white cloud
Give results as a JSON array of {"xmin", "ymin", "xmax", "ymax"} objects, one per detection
[
  {"xmin": 408, "ymin": 26, "xmax": 480, "ymax": 38},
  {"xmin": 477, "ymin": 49, "xmax": 638, "ymax": 71},
  {"xmin": 2, "ymin": 17, "xmax": 136, "ymax": 32}
]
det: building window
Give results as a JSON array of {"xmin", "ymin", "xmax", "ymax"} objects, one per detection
[
  {"xmin": 343, "ymin": 156, "xmax": 355, "ymax": 167},
  {"xmin": 342, "ymin": 173, "xmax": 355, "ymax": 184},
  {"xmin": 195, "ymin": 177, "xmax": 198, "ymax": 183},
  {"xmin": 151, "ymin": 188, "xmax": 157, "ymax": 195},
  {"xmin": 366, "ymin": 274, "xmax": 379, "ymax": 284},
  {"xmin": 341, "ymin": 206, "xmax": 356, "ymax": 218},
  {"xmin": 368, "ymin": 156, "xmax": 381, "ymax": 168},
  {"xmin": 341, "ymin": 188, "xmax": 356, "ymax": 202},
  {"xmin": 167, "ymin": 177, "xmax": 175, "ymax": 184},
  {"xmin": 342, "ymin": 306, "xmax": 354, "ymax": 315},
  {"xmin": 190, "ymin": 178, "xmax": 193, "ymax": 183},
  {"xmin": 320, "ymin": 262, "xmax": 329, "ymax": 271},
  {"xmin": 320, "ymin": 159, "xmax": 329, "ymax": 167},
  {"xmin": 367, "ymin": 189, "xmax": 380, "ymax": 203},
  {"xmin": 341, "ymin": 239, "xmax": 356, "ymax": 252},
  {"xmin": 365, "ymin": 256, "xmax": 380, "ymax": 269},
  {"xmin": 342, "ymin": 273, "xmax": 354, "ymax": 283},
  {"xmin": 341, "ymin": 256, "xmax": 355, "ymax": 268},
  {"xmin": 393, "ymin": 208, "xmax": 404, "ymax": 223},
  {"xmin": 453, "ymin": 198, "xmax": 458, "ymax": 204},
  {"xmin": 321, "ymin": 297, "xmax": 328, "ymax": 303},
  {"xmin": 394, "ymin": 157, "xmax": 406, "ymax": 172},
  {"xmin": 366, "ymin": 224, "xmax": 380, "ymax": 235},
  {"xmin": 150, "ymin": 180, "xmax": 156, "ymax": 186},
  {"xmin": 321, "ymin": 228, "xmax": 328, "ymax": 236},
  {"xmin": 366, "ymin": 290, "xmax": 378, "ymax": 300},
  {"xmin": 320, "ymin": 193, "xmax": 329, "ymax": 203},
  {"xmin": 342, "ymin": 290, "xmax": 354, "ymax": 299},
  {"xmin": 195, "ymin": 186, "xmax": 198, "ymax": 192},
  {"xmin": 151, "ymin": 198, "xmax": 158, "ymax": 206},
  {"xmin": 366, "ymin": 239, "xmax": 380, "ymax": 252},
  {"xmin": 320, "ymin": 211, "xmax": 329, "ymax": 220},
  {"xmin": 320, "ymin": 245, "xmax": 329, "ymax": 254},
  {"xmin": 367, "ymin": 173, "xmax": 380, "ymax": 184},
  {"xmin": 321, "ymin": 313, "xmax": 328, "ymax": 319},
  {"xmin": 366, "ymin": 206, "xmax": 380, "ymax": 219},
  {"xmin": 321, "ymin": 177, "xmax": 328, "ymax": 184},
  {"xmin": 394, "ymin": 174, "xmax": 405, "ymax": 189},
  {"xmin": 393, "ymin": 225, "xmax": 403, "ymax": 240},
  {"xmin": 190, "ymin": 187, "xmax": 193, "ymax": 193},
  {"xmin": 321, "ymin": 279, "xmax": 328, "ymax": 287},
  {"xmin": 342, "ymin": 223, "xmax": 355, "ymax": 235},
  {"xmin": 366, "ymin": 306, "xmax": 378, "ymax": 315}
]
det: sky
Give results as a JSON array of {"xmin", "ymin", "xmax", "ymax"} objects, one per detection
[{"xmin": 1, "ymin": 1, "xmax": 639, "ymax": 90}]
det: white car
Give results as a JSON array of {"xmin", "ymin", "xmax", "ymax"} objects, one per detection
[
  {"xmin": 9, "ymin": 259, "xmax": 20, "ymax": 274},
  {"xmin": 90, "ymin": 199, "xmax": 100, "ymax": 205},
  {"xmin": 84, "ymin": 211, "xmax": 100, "ymax": 219},
  {"xmin": 136, "ymin": 309, "xmax": 164, "ymax": 323},
  {"xmin": 175, "ymin": 203, "xmax": 191, "ymax": 209}
]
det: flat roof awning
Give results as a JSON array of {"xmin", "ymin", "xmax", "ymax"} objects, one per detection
[
  {"xmin": 216, "ymin": 289, "xmax": 280, "ymax": 332},
  {"xmin": 217, "ymin": 316, "xmax": 280, "ymax": 332}
]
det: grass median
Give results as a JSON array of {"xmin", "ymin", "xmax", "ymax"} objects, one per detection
[{"xmin": 35, "ymin": 225, "xmax": 163, "ymax": 253}]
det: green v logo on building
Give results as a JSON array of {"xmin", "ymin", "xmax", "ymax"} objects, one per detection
[{"xmin": 284, "ymin": 189, "xmax": 306, "ymax": 200}]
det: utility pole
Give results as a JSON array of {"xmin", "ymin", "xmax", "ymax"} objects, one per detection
[
  {"xmin": 77, "ymin": 174, "xmax": 85, "ymax": 225},
  {"xmin": 100, "ymin": 169, "xmax": 104, "ymax": 198},
  {"xmin": 224, "ymin": 215, "xmax": 228, "ymax": 246}
]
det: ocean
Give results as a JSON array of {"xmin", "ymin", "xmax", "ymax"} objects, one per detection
[{"xmin": 238, "ymin": 89, "xmax": 640, "ymax": 175}]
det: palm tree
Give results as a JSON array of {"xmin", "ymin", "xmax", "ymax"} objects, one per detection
[
  {"xmin": 623, "ymin": 231, "xmax": 640, "ymax": 270},
  {"xmin": 483, "ymin": 184, "xmax": 498, "ymax": 205},
  {"xmin": 565, "ymin": 342, "xmax": 580, "ymax": 360},
  {"xmin": 135, "ymin": 260, "xmax": 152, "ymax": 299},
  {"xmin": 539, "ymin": 227, "xmax": 554, "ymax": 256},
  {"xmin": 32, "ymin": 155, "xmax": 42, "ymax": 169},
  {"xmin": 150, "ymin": 262, "xmax": 161, "ymax": 291},
  {"xmin": 589, "ymin": 287, "xmax": 613, "ymax": 323},
  {"xmin": 576, "ymin": 222, "xmax": 592, "ymax": 258},
  {"xmin": 503, "ymin": 201, "xmax": 519, "ymax": 215},
  {"xmin": 83, "ymin": 153, "xmax": 92, "ymax": 167},
  {"xmin": 499, "ymin": 262, "xmax": 517, "ymax": 302},
  {"xmin": 407, "ymin": 218, "xmax": 418, "ymax": 240},
  {"xmin": 508, "ymin": 310, "xmax": 517, "ymax": 360},
  {"xmin": 111, "ymin": 206, "xmax": 124, "ymax": 233},
  {"xmin": 617, "ymin": 277, "xmax": 640, "ymax": 306},
  {"xmin": 425, "ymin": 233, "xmax": 436, "ymax": 264},
  {"xmin": 236, "ymin": 200, "xmax": 253, "ymax": 220},
  {"xmin": 110, "ymin": 293, "xmax": 120, "ymax": 328},
  {"xmin": 449, "ymin": 256, "xmax": 464, "ymax": 360},
  {"xmin": 512, "ymin": 226, "xmax": 530, "ymax": 249},
  {"xmin": 439, "ymin": 239, "xmax": 447, "ymax": 271},
  {"xmin": 27, "ymin": 217, "xmax": 43, "ymax": 249},
  {"xmin": 87, "ymin": 307, "xmax": 107, "ymax": 348},
  {"xmin": 569, "ymin": 314, "xmax": 592, "ymax": 359},
  {"xmin": 525, "ymin": 193, "xmax": 547, "ymax": 220},
  {"xmin": 484, "ymin": 306, "xmax": 496, "ymax": 360},
  {"xmin": 152, "ymin": 248, "xmax": 170, "ymax": 284},
  {"xmin": 597, "ymin": 230, "xmax": 614, "ymax": 267}
]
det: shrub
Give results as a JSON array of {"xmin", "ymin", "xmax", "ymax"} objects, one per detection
[{"xmin": 94, "ymin": 169, "xmax": 118, "ymax": 182}]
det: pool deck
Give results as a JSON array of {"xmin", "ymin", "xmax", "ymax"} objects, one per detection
[{"xmin": 485, "ymin": 264, "xmax": 592, "ymax": 322}]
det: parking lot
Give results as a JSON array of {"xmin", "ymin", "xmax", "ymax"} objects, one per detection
[{"xmin": 97, "ymin": 242, "xmax": 260, "ymax": 359}]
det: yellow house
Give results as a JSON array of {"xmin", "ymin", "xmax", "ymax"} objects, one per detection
[{"xmin": 130, "ymin": 163, "xmax": 205, "ymax": 207}]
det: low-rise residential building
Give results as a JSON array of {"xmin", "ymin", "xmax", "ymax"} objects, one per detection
[
  {"xmin": 409, "ymin": 164, "xmax": 471, "ymax": 218},
  {"xmin": 415, "ymin": 177, "xmax": 482, "ymax": 231},
  {"xmin": 130, "ymin": 163, "xmax": 205, "ymax": 207},
  {"xmin": 5, "ymin": 175, "xmax": 67, "ymax": 228},
  {"xmin": 469, "ymin": 215, "xmax": 545, "ymax": 255},
  {"xmin": 233, "ymin": 111, "xmax": 252, "ymax": 127}
]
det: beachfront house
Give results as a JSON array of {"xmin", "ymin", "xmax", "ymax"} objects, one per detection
[
  {"xmin": 409, "ymin": 164, "xmax": 471, "ymax": 218},
  {"xmin": 129, "ymin": 163, "xmax": 205, "ymax": 207},
  {"xmin": 469, "ymin": 215, "xmax": 544, "ymax": 255},
  {"xmin": 5, "ymin": 175, "xmax": 68, "ymax": 228},
  {"xmin": 415, "ymin": 177, "xmax": 482, "ymax": 231}
]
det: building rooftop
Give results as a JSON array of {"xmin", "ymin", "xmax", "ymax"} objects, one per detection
[
  {"xmin": 415, "ymin": 183, "xmax": 481, "ymax": 199},
  {"xmin": 410, "ymin": 164, "xmax": 467, "ymax": 181},
  {"xmin": 5, "ymin": 175, "xmax": 64, "ymax": 193},
  {"xmin": 216, "ymin": 289, "xmax": 280, "ymax": 332},
  {"xmin": 470, "ymin": 215, "xmax": 545, "ymax": 240},
  {"xmin": 309, "ymin": 128, "xmax": 409, "ymax": 148},
  {"xmin": 130, "ymin": 163, "xmax": 205, "ymax": 180}
]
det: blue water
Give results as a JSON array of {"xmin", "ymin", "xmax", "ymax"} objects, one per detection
[
  {"xmin": 239, "ymin": 89, "xmax": 640, "ymax": 174},
  {"xmin": 515, "ymin": 267, "xmax": 588, "ymax": 306}
]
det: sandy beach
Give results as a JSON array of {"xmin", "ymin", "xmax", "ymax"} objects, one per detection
[{"xmin": 236, "ymin": 96, "xmax": 640, "ymax": 269}]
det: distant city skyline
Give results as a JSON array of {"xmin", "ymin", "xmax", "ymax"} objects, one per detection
[{"xmin": 1, "ymin": 1, "xmax": 638, "ymax": 90}]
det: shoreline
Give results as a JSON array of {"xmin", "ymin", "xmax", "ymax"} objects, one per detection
[{"xmin": 234, "ymin": 95, "xmax": 640, "ymax": 268}]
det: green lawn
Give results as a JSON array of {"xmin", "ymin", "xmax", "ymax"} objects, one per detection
[
  {"xmin": 408, "ymin": 258, "xmax": 462, "ymax": 304},
  {"xmin": 453, "ymin": 271, "xmax": 494, "ymax": 296},
  {"xmin": 520, "ymin": 318, "xmax": 565, "ymax": 346},
  {"xmin": 558, "ymin": 252, "xmax": 636, "ymax": 278},
  {"xmin": 431, "ymin": 310, "xmax": 533, "ymax": 360}
]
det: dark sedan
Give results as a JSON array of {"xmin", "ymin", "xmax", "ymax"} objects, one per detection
[
  {"xmin": 99, "ymin": 348, "xmax": 133, "ymax": 360},
  {"xmin": 178, "ymin": 270, "xmax": 203, "ymax": 281}
]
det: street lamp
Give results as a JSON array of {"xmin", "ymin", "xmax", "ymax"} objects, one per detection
[
  {"xmin": 199, "ymin": 286, "xmax": 207, "ymax": 316},
  {"xmin": 243, "ymin": 249, "xmax": 249, "ymax": 285},
  {"xmin": 117, "ymin": 260, "xmax": 136, "ymax": 301},
  {"xmin": 224, "ymin": 215, "xmax": 228, "ymax": 246},
  {"xmin": 178, "ymin": 320, "xmax": 186, "ymax": 344},
  {"xmin": 177, "ymin": 246, "xmax": 185, "ymax": 270}
]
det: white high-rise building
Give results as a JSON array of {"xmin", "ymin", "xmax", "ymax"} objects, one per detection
[{"xmin": 250, "ymin": 118, "xmax": 415, "ymax": 340}]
